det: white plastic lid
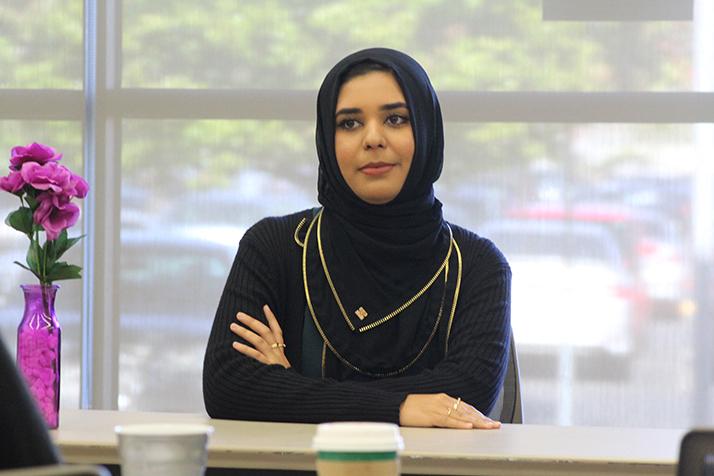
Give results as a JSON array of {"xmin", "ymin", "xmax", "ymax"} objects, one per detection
[
  {"xmin": 115, "ymin": 423, "xmax": 214, "ymax": 436},
  {"xmin": 312, "ymin": 422, "xmax": 404, "ymax": 452}
]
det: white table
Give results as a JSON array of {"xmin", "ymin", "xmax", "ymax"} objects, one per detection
[{"xmin": 51, "ymin": 409, "xmax": 686, "ymax": 475}]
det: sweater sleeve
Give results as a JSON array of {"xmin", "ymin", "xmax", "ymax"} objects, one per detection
[
  {"xmin": 361, "ymin": 238, "xmax": 512, "ymax": 415},
  {"xmin": 202, "ymin": 218, "xmax": 408, "ymax": 423}
]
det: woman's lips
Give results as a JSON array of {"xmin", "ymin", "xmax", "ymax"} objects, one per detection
[{"xmin": 360, "ymin": 163, "xmax": 395, "ymax": 176}]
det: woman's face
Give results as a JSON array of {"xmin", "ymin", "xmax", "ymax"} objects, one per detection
[{"xmin": 334, "ymin": 71, "xmax": 414, "ymax": 205}]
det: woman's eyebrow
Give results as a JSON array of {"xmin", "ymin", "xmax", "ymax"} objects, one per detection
[
  {"xmin": 380, "ymin": 102, "xmax": 408, "ymax": 111},
  {"xmin": 335, "ymin": 107, "xmax": 361, "ymax": 117},
  {"xmin": 335, "ymin": 102, "xmax": 409, "ymax": 118}
]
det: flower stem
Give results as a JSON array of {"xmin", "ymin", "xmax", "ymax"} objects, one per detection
[
  {"xmin": 35, "ymin": 227, "xmax": 45, "ymax": 285},
  {"xmin": 41, "ymin": 283, "xmax": 51, "ymax": 320}
]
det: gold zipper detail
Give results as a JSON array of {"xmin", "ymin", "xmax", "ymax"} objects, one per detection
[
  {"xmin": 315, "ymin": 208, "xmax": 453, "ymax": 333},
  {"xmin": 315, "ymin": 210, "xmax": 355, "ymax": 331},
  {"xmin": 358, "ymin": 228, "xmax": 452, "ymax": 333},
  {"xmin": 444, "ymin": 238, "xmax": 463, "ymax": 355},
  {"xmin": 293, "ymin": 217, "xmax": 307, "ymax": 248},
  {"xmin": 321, "ymin": 341, "xmax": 326, "ymax": 379},
  {"xmin": 303, "ymin": 210, "xmax": 462, "ymax": 378}
]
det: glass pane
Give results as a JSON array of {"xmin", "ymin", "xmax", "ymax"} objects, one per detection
[
  {"xmin": 438, "ymin": 123, "xmax": 712, "ymax": 428},
  {"xmin": 0, "ymin": 121, "xmax": 84, "ymax": 410},
  {"xmin": 119, "ymin": 119, "xmax": 317, "ymax": 411},
  {"xmin": 121, "ymin": 118, "xmax": 714, "ymax": 427},
  {"xmin": 0, "ymin": 1, "xmax": 83, "ymax": 88},
  {"xmin": 123, "ymin": 0, "xmax": 697, "ymax": 91}
]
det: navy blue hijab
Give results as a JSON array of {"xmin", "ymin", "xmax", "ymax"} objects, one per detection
[{"xmin": 305, "ymin": 48, "xmax": 452, "ymax": 377}]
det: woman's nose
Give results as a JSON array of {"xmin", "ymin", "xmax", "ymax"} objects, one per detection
[{"xmin": 363, "ymin": 121, "xmax": 386, "ymax": 149}]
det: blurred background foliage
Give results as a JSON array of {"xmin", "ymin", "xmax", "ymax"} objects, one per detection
[{"xmin": 0, "ymin": 0, "xmax": 691, "ymax": 195}]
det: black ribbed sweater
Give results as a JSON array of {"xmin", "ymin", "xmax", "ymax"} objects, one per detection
[{"xmin": 203, "ymin": 209, "xmax": 511, "ymax": 424}]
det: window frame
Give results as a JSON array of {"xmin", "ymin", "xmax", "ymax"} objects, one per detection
[{"xmin": 0, "ymin": 0, "xmax": 712, "ymax": 420}]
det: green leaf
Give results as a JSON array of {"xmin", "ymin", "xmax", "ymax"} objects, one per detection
[
  {"xmin": 13, "ymin": 260, "xmax": 31, "ymax": 271},
  {"xmin": 46, "ymin": 262, "xmax": 82, "ymax": 282},
  {"xmin": 25, "ymin": 194, "xmax": 38, "ymax": 210},
  {"xmin": 13, "ymin": 260, "xmax": 41, "ymax": 280},
  {"xmin": 5, "ymin": 207, "xmax": 33, "ymax": 236},
  {"xmin": 26, "ymin": 240, "xmax": 41, "ymax": 275},
  {"xmin": 54, "ymin": 231, "xmax": 85, "ymax": 261},
  {"xmin": 44, "ymin": 236, "xmax": 56, "ymax": 264},
  {"xmin": 45, "ymin": 229, "xmax": 66, "ymax": 262}
]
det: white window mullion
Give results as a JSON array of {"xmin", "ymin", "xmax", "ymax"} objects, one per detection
[
  {"xmin": 82, "ymin": 0, "xmax": 122, "ymax": 411},
  {"xmin": 106, "ymin": 89, "xmax": 714, "ymax": 123},
  {"xmin": 691, "ymin": 0, "xmax": 714, "ymax": 425},
  {"xmin": 543, "ymin": 0, "xmax": 693, "ymax": 21},
  {"xmin": 438, "ymin": 91, "xmax": 714, "ymax": 123},
  {"xmin": 0, "ymin": 90, "xmax": 82, "ymax": 120}
]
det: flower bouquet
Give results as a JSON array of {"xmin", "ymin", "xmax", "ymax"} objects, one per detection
[{"xmin": 0, "ymin": 142, "xmax": 88, "ymax": 428}]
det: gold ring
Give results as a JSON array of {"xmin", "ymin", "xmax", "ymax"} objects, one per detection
[
  {"xmin": 271, "ymin": 343, "xmax": 286, "ymax": 349},
  {"xmin": 453, "ymin": 397, "xmax": 461, "ymax": 411}
]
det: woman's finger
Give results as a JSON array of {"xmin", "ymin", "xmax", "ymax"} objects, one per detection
[
  {"xmin": 454, "ymin": 400, "xmax": 501, "ymax": 429},
  {"xmin": 232, "ymin": 341, "xmax": 269, "ymax": 365},
  {"xmin": 236, "ymin": 312, "xmax": 275, "ymax": 346},
  {"xmin": 263, "ymin": 305, "xmax": 285, "ymax": 346},
  {"xmin": 229, "ymin": 322, "xmax": 242, "ymax": 337},
  {"xmin": 443, "ymin": 414, "xmax": 474, "ymax": 429},
  {"xmin": 441, "ymin": 398, "xmax": 474, "ymax": 429},
  {"xmin": 230, "ymin": 322, "xmax": 270, "ymax": 353}
]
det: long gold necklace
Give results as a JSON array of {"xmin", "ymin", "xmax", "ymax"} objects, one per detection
[
  {"xmin": 315, "ymin": 208, "xmax": 453, "ymax": 333},
  {"xmin": 300, "ymin": 209, "xmax": 463, "ymax": 377}
]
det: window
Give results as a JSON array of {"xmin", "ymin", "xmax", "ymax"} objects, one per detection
[{"xmin": 2, "ymin": 0, "xmax": 712, "ymax": 427}]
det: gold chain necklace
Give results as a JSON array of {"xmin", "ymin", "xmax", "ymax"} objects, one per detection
[
  {"xmin": 315, "ymin": 208, "xmax": 453, "ymax": 333},
  {"xmin": 300, "ymin": 210, "xmax": 463, "ymax": 377}
]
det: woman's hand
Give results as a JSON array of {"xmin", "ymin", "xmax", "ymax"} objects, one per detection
[
  {"xmin": 399, "ymin": 394, "xmax": 501, "ymax": 429},
  {"xmin": 229, "ymin": 305, "xmax": 291, "ymax": 369}
]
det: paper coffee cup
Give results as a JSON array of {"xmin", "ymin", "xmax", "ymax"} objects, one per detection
[
  {"xmin": 115, "ymin": 423, "xmax": 214, "ymax": 476},
  {"xmin": 312, "ymin": 422, "xmax": 404, "ymax": 476}
]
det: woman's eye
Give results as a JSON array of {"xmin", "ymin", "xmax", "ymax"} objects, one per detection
[
  {"xmin": 386, "ymin": 114, "xmax": 409, "ymax": 126},
  {"xmin": 337, "ymin": 118, "xmax": 360, "ymax": 130}
]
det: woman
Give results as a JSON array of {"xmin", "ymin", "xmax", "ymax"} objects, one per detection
[{"xmin": 203, "ymin": 48, "xmax": 511, "ymax": 429}]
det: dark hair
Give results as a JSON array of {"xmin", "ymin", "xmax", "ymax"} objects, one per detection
[{"xmin": 340, "ymin": 60, "xmax": 392, "ymax": 84}]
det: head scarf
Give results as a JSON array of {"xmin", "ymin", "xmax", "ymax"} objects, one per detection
[
  {"xmin": 317, "ymin": 47, "xmax": 444, "ymax": 234},
  {"xmin": 306, "ymin": 48, "xmax": 452, "ymax": 377}
]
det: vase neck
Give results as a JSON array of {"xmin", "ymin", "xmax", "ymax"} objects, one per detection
[{"xmin": 20, "ymin": 284, "xmax": 59, "ymax": 322}]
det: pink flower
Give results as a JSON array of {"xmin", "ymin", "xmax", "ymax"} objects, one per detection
[
  {"xmin": 3, "ymin": 143, "xmax": 88, "ymax": 284},
  {"xmin": 10, "ymin": 143, "xmax": 62, "ymax": 170},
  {"xmin": 68, "ymin": 172, "xmax": 89, "ymax": 198},
  {"xmin": 20, "ymin": 161, "xmax": 72, "ymax": 194},
  {"xmin": 0, "ymin": 171, "xmax": 25, "ymax": 194},
  {"xmin": 33, "ymin": 192, "xmax": 80, "ymax": 241}
]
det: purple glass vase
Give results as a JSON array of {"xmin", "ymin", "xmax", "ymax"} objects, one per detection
[{"xmin": 16, "ymin": 284, "xmax": 61, "ymax": 429}]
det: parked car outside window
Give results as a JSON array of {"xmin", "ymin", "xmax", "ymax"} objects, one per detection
[{"xmin": 481, "ymin": 218, "xmax": 646, "ymax": 379}]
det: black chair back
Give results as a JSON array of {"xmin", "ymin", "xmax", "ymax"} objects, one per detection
[
  {"xmin": 678, "ymin": 429, "xmax": 714, "ymax": 476},
  {"xmin": 488, "ymin": 330, "xmax": 523, "ymax": 424},
  {"xmin": 0, "ymin": 334, "xmax": 61, "ymax": 469}
]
